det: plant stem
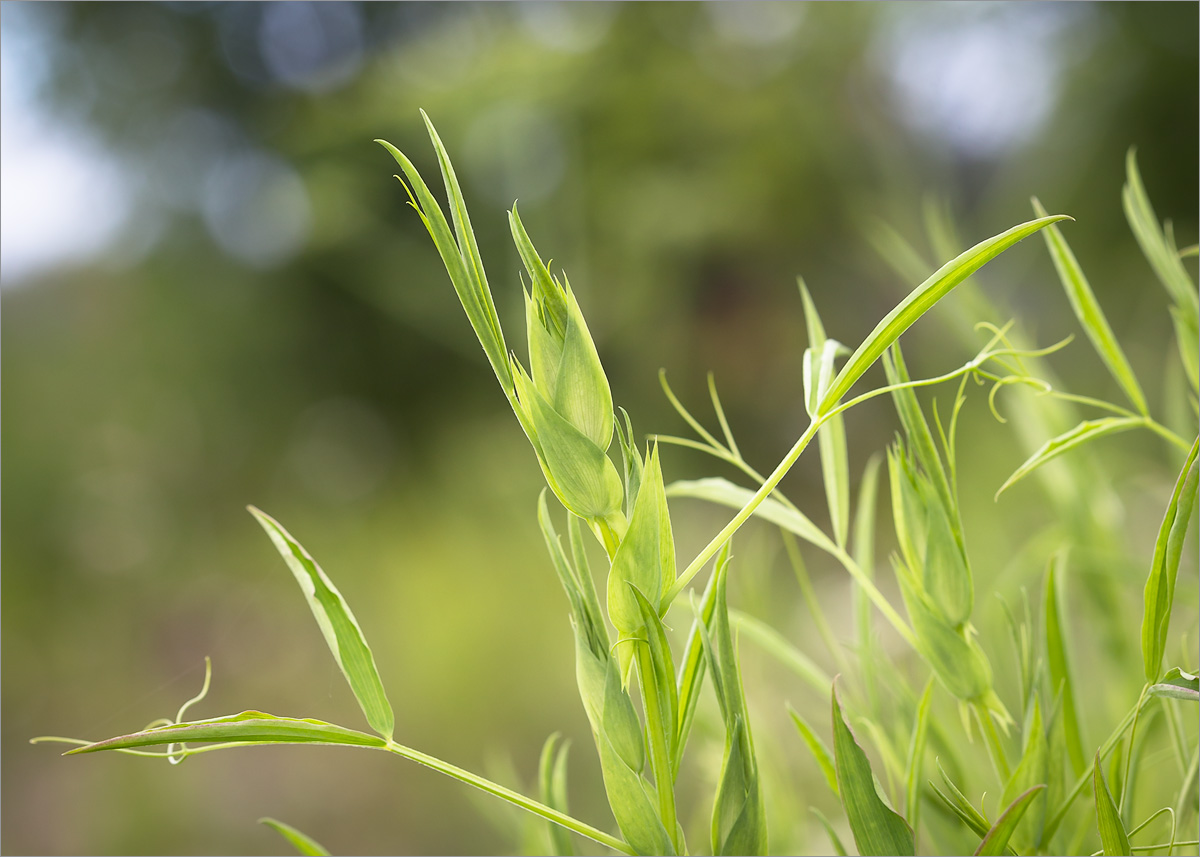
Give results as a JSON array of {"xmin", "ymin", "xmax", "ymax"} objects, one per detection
[
  {"xmin": 666, "ymin": 420, "xmax": 821, "ymax": 603},
  {"xmin": 381, "ymin": 741, "xmax": 633, "ymax": 855},
  {"xmin": 974, "ymin": 702, "xmax": 1011, "ymax": 784}
]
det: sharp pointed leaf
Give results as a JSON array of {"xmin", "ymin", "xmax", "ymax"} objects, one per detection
[
  {"xmin": 1149, "ymin": 667, "xmax": 1199, "ymax": 702},
  {"xmin": 248, "ymin": 508, "xmax": 394, "ymax": 741},
  {"xmin": 1094, "ymin": 753, "xmax": 1132, "ymax": 855},
  {"xmin": 789, "ymin": 706, "xmax": 838, "ymax": 797},
  {"xmin": 995, "ymin": 418, "xmax": 1143, "ymax": 499},
  {"xmin": 832, "ymin": 682, "xmax": 915, "ymax": 856},
  {"xmin": 259, "ymin": 818, "xmax": 332, "ymax": 857},
  {"xmin": 973, "ymin": 785, "xmax": 1047, "ymax": 856}
]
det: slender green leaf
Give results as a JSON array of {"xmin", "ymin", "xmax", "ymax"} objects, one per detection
[
  {"xmin": 995, "ymin": 418, "xmax": 1143, "ymax": 499},
  {"xmin": 1044, "ymin": 553, "xmax": 1086, "ymax": 776},
  {"xmin": 934, "ymin": 760, "xmax": 994, "ymax": 839},
  {"xmin": 1123, "ymin": 148, "xmax": 1199, "ymax": 316},
  {"xmin": 832, "ymin": 682, "xmax": 916, "ymax": 856},
  {"xmin": 811, "ymin": 807, "xmax": 850, "ymax": 857},
  {"xmin": 1141, "ymin": 437, "xmax": 1200, "ymax": 681},
  {"xmin": 630, "ymin": 584, "xmax": 680, "ymax": 812},
  {"xmin": 1001, "ymin": 696, "xmax": 1049, "ymax": 849},
  {"xmin": 609, "ymin": 443, "xmax": 675, "ymax": 680},
  {"xmin": 259, "ymin": 818, "xmax": 332, "ymax": 857},
  {"xmin": 732, "ymin": 610, "xmax": 831, "ymax": 693},
  {"xmin": 539, "ymin": 734, "xmax": 574, "ymax": 856},
  {"xmin": 884, "ymin": 345, "xmax": 955, "ymax": 518},
  {"xmin": 820, "ymin": 214, "xmax": 1070, "ymax": 413},
  {"xmin": 248, "ymin": 508, "xmax": 394, "ymax": 741},
  {"xmin": 801, "ymin": 279, "xmax": 851, "ymax": 546},
  {"xmin": 974, "ymin": 786, "xmax": 1047, "ymax": 856},
  {"xmin": 1149, "ymin": 667, "xmax": 1199, "ymax": 702},
  {"xmin": 1033, "ymin": 197, "xmax": 1148, "ymax": 414},
  {"xmin": 375, "ymin": 137, "xmax": 512, "ymax": 395},
  {"xmin": 789, "ymin": 706, "xmax": 838, "ymax": 797},
  {"xmin": 65, "ymin": 711, "xmax": 388, "ymax": 754},
  {"xmin": 674, "ymin": 546, "xmax": 724, "ymax": 774},
  {"xmin": 1094, "ymin": 752, "xmax": 1132, "ymax": 856},
  {"xmin": 905, "ymin": 678, "xmax": 935, "ymax": 834},
  {"xmin": 666, "ymin": 477, "xmax": 837, "ymax": 557}
]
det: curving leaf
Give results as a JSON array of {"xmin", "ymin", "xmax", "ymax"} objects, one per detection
[
  {"xmin": 1044, "ymin": 553, "xmax": 1086, "ymax": 776},
  {"xmin": 1149, "ymin": 667, "xmax": 1199, "ymax": 702},
  {"xmin": 539, "ymin": 734, "xmax": 574, "ymax": 856},
  {"xmin": 832, "ymin": 681, "xmax": 915, "ymax": 856},
  {"xmin": 666, "ymin": 477, "xmax": 837, "ymax": 557},
  {"xmin": 1141, "ymin": 437, "xmax": 1200, "ymax": 682},
  {"xmin": 1033, "ymin": 197, "xmax": 1148, "ymax": 415},
  {"xmin": 789, "ymin": 706, "xmax": 838, "ymax": 797},
  {"xmin": 249, "ymin": 508, "xmax": 394, "ymax": 741},
  {"xmin": 259, "ymin": 818, "xmax": 332, "ymax": 857},
  {"xmin": 1094, "ymin": 753, "xmax": 1132, "ymax": 856},
  {"xmin": 734, "ymin": 610, "xmax": 831, "ymax": 694},
  {"xmin": 820, "ymin": 214, "xmax": 1070, "ymax": 413},
  {"xmin": 973, "ymin": 785, "xmax": 1047, "ymax": 856},
  {"xmin": 995, "ymin": 418, "xmax": 1143, "ymax": 499},
  {"xmin": 904, "ymin": 679, "xmax": 935, "ymax": 834},
  {"xmin": 810, "ymin": 807, "xmax": 849, "ymax": 857},
  {"xmin": 65, "ymin": 711, "xmax": 388, "ymax": 755}
]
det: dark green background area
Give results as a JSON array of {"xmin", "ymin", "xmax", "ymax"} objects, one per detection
[{"xmin": 3, "ymin": 3, "xmax": 1196, "ymax": 854}]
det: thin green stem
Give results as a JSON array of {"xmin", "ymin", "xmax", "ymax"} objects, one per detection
[
  {"xmin": 666, "ymin": 420, "xmax": 822, "ymax": 603},
  {"xmin": 381, "ymin": 741, "xmax": 632, "ymax": 855},
  {"xmin": 1120, "ymin": 684, "xmax": 1152, "ymax": 815},
  {"xmin": 782, "ymin": 530, "xmax": 851, "ymax": 675}
]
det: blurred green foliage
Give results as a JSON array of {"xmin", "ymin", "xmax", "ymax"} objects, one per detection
[{"xmin": 2, "ymin": 3, "xmax": 1196, "ymax": 854}]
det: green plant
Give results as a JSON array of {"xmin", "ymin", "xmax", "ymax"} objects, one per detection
[{"xmin": 35, "ymin": 113, "xmax": 1197, "ymax": 856}]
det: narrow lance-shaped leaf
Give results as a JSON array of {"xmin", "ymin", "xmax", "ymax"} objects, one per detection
[
  {"xmin": 974, "ymin": 786, "xmax": 1047, "ymax": 856},
  {"xmin": 249, "ymin": 508, "xmax": 394, "ymax": 741},
  {"xmin": 259, "ymin": 818, "xmax": 332, "ymax": 857},
  {"xmin": 1142, "ymin": 437, "xmax": 1200, "ymax": 682},
  {"xmin": 733, "ymin": 610, "xmax": 831, "ymax": 694},
  {"xmin": 995, "ymin": 418, "xmax": 1144, "ymax": 500},
  {"xmin": 1000, "ymin": 695, "xmax": 1049, "ymax": 850},
  {"xmin": 832, "ymin": 681, "xmax": 916, "ymax": 856},
  {"xmin": 811, "ymin": 807, "xmax": 850, "ymax": 857},
  {"xmin": 1094, "ymin": 752, "xmax": 1132, "ymax": 856},
  {"xmin": 819, "ymin": 214, "xmax": 1071, "ymax": 413},
  {"xmin": 789, "ymin": 705, "xmax": 839, "ymax": 798},
  {"xmin": 801, "ymin": 279, "xmax": 851, "ymax": 547},
  {"xmin": 539, "ymin": 734, "xmax": 574, "ymax": 856},
  {"xmin": 1033, "ymin": 197, "xmax": 1148, "ymax": 415},
  {"xmin": 1044, "ymin": 553, "xmax": 1086, "ymax": 776},
  {"xmin": 1123, "ymin": 148, "xmax": 1199, "ymax": 316},
  {"xmin": 674, "ymin": 544, "xmax": 725, "ymax": 774},
  {"xmin": 904, "ymin": 678, "xmax": 935, "ymax": 835},
  {"xmin": 65, "ymin": 711, "xmax": 389, "ymax": 754}
]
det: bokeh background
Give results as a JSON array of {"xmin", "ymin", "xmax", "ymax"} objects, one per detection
[{"xmin": 3, "ymin": 2, "xmax": 1197, "ymax": 855}]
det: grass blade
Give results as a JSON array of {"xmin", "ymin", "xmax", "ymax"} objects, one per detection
[
  {"xmin": 1044, "ymin": 552, "xmax": 1086, "ymax": 776},
  {"xmin": 249, "ymin": 507, "xmax": 394, "ymax": 741},
  {"xmin": 801, "ymin": 279, "xmax": 851, "ymax": 547},
  {"xmin": 974, "ymin": 786, "xmax": 1047, "ymax": 856},
  {"xmin": 1122, "ymin": 148, "xmax": 1199, "ymax": 316},
  {"xmin": 832, "ymin": 681, "xmax": 916, "ymax": 856},
  {"xmin": 259, "ymin": 818, "xmax": 331, "ymax": 857},
  {"xmin": 905, "ymin": 678, "xmax": 935, "ymax": 837},
  {"xmin": 1094, "ymin": 752, "xmax": 1133, "ymax": 856},
  {"xmin": 539, "ymin": 734, "xmax": 575, "ymax": 856},
  {"xmin": 1032, "ymin": 197, "xmax": 1148, "ymax": 415},
  {"xmin": 64, "ymin": 711, "xmax": 388, "ymax": 754},
  {"xmin": 811, "ymin": 807, "xmax": 850, "ymax": 856},
  {"xmin": 732, "ymin": 610, "xmax": 832, "ymax": 693},
  {"xmin": 674, "ymin": 545, "xmax": 724, "ymax": 774},
  {"xmin": 995, "ymin": 417, "xmax": 1144, "ymax": 499},
  {"xmin": 1141, "ymin": 437, "xmax": 1200, "ymax": 681},
  {"xmin": 1149, "ymin": 667, "xmax": 1199, "ymax": 702},
  {"xmin": 820, "ymin": 214, "xmax": 1070, "ymax": 413},
  {"xmin": 789, "ymin": 705, "xmax": 839, "ymax": 798}
]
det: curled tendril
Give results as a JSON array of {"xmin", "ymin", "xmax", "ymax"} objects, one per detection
[
  {"xmin": 29, "ymin": 657, "xmax": 213, "ymax": 763},
  {"xmin": 985, "ymin": 375, "xmax": 1054, "ymax": 423}
]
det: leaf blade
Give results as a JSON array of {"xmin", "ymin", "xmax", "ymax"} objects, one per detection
[
  {"xmin": 832, "ymin": 682, "xmax": 916, "ymax": 856},
  {"xmin": 259, "ymin": 818, "xmax": 332, "ymax": 857},
  {"xmin": 249, "ymin": 507, "xmax": 394, "ymax": 741},
  {"xmin": 995, "ymin": 418, "xmax": 1144, "ymax": 499},
  {"xmin": 974, "ymin": 785, "xmax": 1047, "ymax": 856},
  {"xmin": 1094, "ymin": 752, "xmax": 1132, "ymax": 856},
  {"xmin": 820, "ymin": 214, "xmax": 1071, "ymax": 413}
]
